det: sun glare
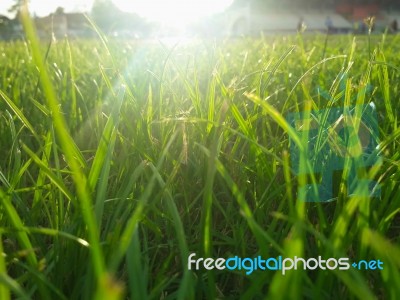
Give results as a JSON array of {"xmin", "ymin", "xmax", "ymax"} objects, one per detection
[{"xmin": 112, "ymin": 0, "xmax": 233, "ymax": 28}]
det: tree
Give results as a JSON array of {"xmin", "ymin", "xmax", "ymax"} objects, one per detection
[
  {"xmin": 0, "ymin": 16, "xmax": 12, "ymax": 39},
  {"xmin": 55, "ymin": 7, "xmax": 65, "ymax": 15},
  {"xmin": 8, "ymin": 0, "xmax": 26, "ymax": 16},
  {"xmin": 91, "ymin": 0, "xmax": 152, "ymax": 36},
  {"xmin": 91, "ymin": 0, "xmax": 121, "ymax": 32}
]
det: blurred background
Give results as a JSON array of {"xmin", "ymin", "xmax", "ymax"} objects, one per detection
[{"xmin": 0, "ymin": 0, "xmax": 399, "ymax": 40}]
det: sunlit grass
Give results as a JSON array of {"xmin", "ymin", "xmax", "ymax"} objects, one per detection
[{"xmin": 0, "ymin": 15, "xmax": 399, "ymax": 299}]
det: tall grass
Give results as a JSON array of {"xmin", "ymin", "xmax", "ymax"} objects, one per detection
[{"xmin": 0, "ymin": 11, "xmax": 399, "ymax": 299}]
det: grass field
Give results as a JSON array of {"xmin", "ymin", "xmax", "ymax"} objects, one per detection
[{"xmin": 0, "ymin": 15, "xmax": 400, "ymax": 299}]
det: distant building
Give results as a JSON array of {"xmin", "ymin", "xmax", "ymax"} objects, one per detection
[
  {"xmin": 221, "ymin": 4, "xmax": 353, "ymax": 35},
  {"xmin": 208, "ymin": 0, "xmax": 400, "ymax": 36},
  {"xmin": 36, "ymin": 13, "xmax": 67, "ymax": 37},
  {"xmin": 35, "ymin": 11, "xmax": 91, "ymax": 39},
  {"xmin": 66, "ymin": 13, "xmax": 91, "ymax": 37}
]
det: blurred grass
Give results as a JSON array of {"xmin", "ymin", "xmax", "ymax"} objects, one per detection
[{"xmin": 0, "ymin": 11, "xmax": 399, "ymax": 299}]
